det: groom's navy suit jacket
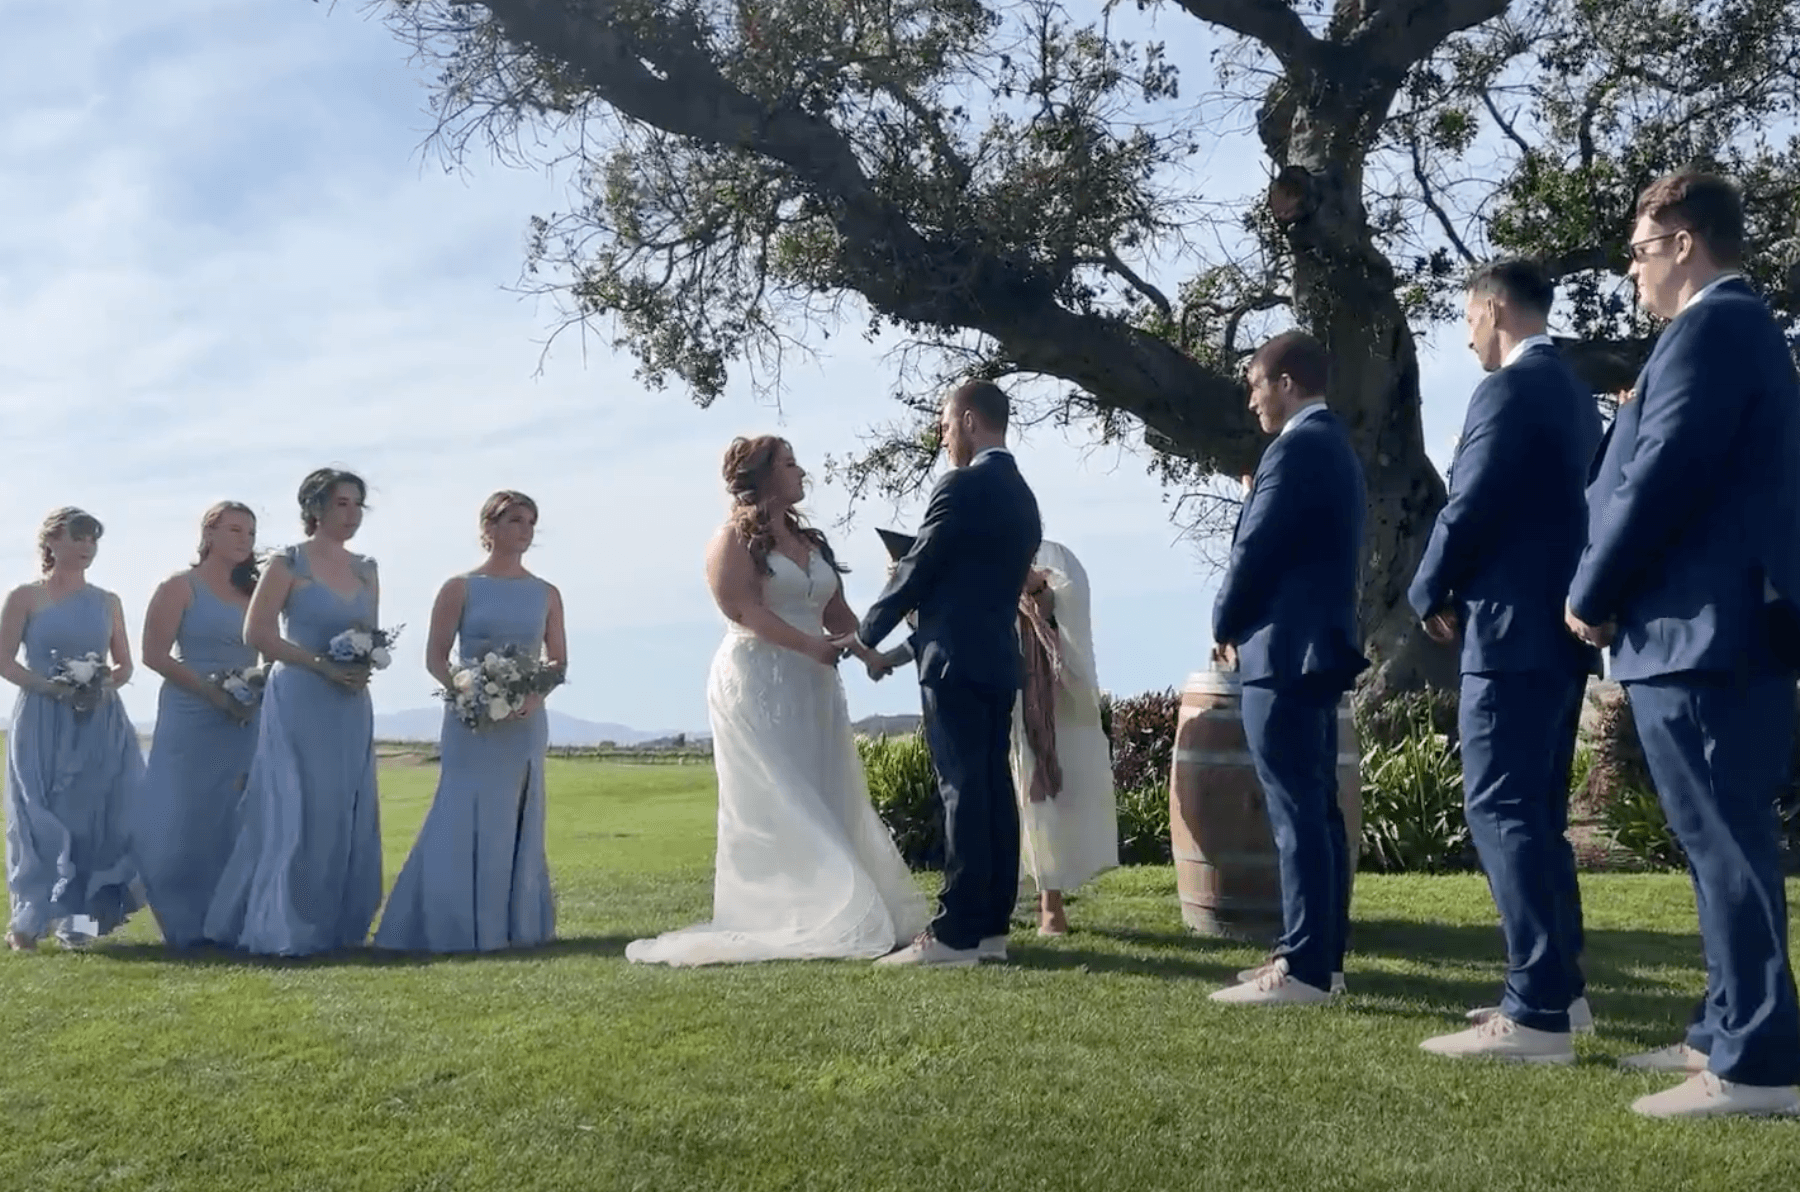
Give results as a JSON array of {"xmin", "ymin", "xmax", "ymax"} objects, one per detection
[
  {"xmin": 859, "ymin": 449, "xmax": 1042, "ymax": 691},
  {"xmin": 1213, "ymin": 407, "xmax": 1369, "ymax": 692},
  {"xmin": 1408, "ymin": 342, "xmax": 1603, "ymax": 676},
  {"xmin": 1569, "ymin": 278, "xmax": 1800, "ymax": 679}
]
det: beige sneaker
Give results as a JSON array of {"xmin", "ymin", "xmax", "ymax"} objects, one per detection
[
  {"xmin": 1632, "ymin": 1072, "xmax": 1800, "ymax": 1119},
  {"xmin": 875, "ymin": 932, "xmax": 981, "ymax": 968},
  {"xmin": 1236, "ymin": 960, "xmax": 1345, "ymax": 995},
  {"xmin": 1421, "ymin": 1014, "xmax": 1576, "ymax": 1064},
  {"xmin": 1467, "ymin": 996, "xmax": 1594, "ymax": 1035},
  {"xmin": 977, "ymin": 936, "xmax": 1008, "ymax": 962},
  {"xmin": 1210, "ymin": 959, "xmax": 1333, "ymax": 1006},
  {"xmin": 1620, "ymin": 1043, "xmax": 1709, "ymax": 1074}
]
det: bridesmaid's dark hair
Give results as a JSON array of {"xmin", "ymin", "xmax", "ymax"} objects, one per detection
[
  {"xmin": 37, "ymin": 507, "xmax": 103, "ymax": 574},
  {"xmin": 721, "ymin": 436, "xmax": 846, "ymax": 578},
  {"xmin": 298, "ymin": 468, "xmax": 368, "ymax": 535},
  {"xmin": 479, "ymin": 491, "xmax": 539, "ymax": 551},
  {"xmin": 195, "ymin": 501, "xmax": 261, "ymax": 596}
]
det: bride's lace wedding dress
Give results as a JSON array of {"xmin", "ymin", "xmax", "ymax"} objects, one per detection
[{"xmin": 625, "ymin": 549, "xmax": 928, "ymax": 966}]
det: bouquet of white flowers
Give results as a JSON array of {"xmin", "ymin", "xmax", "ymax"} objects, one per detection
[
  {"xmin": 49, "ymin": 650, "xmax": 109, "ymax": 713},
  {"xmin": 212, "ymin": 665, "xmax": 269, "ymax": 708},
  {"xmin": 438, "ymin": 645, "xmax": 565, "ymax": 730},
  {"xmin": 326, "ymin": 624, "xmax": 403, "ymax": 670}
]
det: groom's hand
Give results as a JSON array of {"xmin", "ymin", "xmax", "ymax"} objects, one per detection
[{"xmin": 830, "ymin": 633, "xmax": 870, "ymax": 664}]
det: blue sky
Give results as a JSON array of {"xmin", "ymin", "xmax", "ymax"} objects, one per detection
[{"xmin": 0, "ymin": 1, "xmax": 1487, "ymax": 734}]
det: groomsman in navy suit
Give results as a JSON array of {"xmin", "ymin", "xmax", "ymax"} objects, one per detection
[
  {"xmin": 1407, "ymin": 259, "xmax": 1602, "ymax": 1063},
  {"xmin": 1210, "ymin": 330, "xmax": 1369, "ymax": 1006},
  {"xmin": 1566, "ymin": 171, "xmax": 1800, "ymax": 1118}
]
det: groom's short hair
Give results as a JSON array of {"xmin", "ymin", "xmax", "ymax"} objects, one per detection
[{"xmin": 949, "ymin": 380, "xmax": 1010, "ymax": 432}]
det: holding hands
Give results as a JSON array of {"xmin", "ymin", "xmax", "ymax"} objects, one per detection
[{"xmin": 831, "ymin": 633, "xmax": 908, "ymax": 681}]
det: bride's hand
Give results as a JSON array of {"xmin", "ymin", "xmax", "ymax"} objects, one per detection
[{"xmin": 802, "ymin": 635, "xmax": 845, "ymax": 668}]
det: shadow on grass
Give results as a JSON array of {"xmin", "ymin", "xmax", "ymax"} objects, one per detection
[
  {"xmin": 998, "ymin": 917, "xmax": 1709, "ymax": 1044},
  {"xmin": 90, "ymin": 934, "xmax": 639, "ymax": 968}
]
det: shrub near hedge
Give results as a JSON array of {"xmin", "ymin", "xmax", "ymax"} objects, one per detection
[
  {"xmin": 856, "ymin": 689, "xmax": 1186, "ymax": 871},
  {"xmin": 856, "ymin": 733, "xmax": 944, "ymax": 870}
]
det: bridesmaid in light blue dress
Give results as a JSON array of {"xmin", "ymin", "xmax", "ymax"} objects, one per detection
[
  {"xmin": 376, "ymin": 491, "xmax": 565, "ymax": 952},
  {"xmin": 1, "ymin": 508, "xmax": 144, "ymax": 951},
  {"xmin": 135, "ymin": 502, "xmax": 262, "ymax": 948},
  {"xmin": 204, "ymin": 469, "xmax": 384, "ymax": 956}
]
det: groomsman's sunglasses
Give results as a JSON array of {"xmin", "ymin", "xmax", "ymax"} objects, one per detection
[{"xmin": 1628, "ymin": 230, "xmax": 1683, "ymax": 261}]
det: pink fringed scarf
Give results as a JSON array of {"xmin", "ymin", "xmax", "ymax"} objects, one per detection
[{"xmin": 1018, "ymin": 586, "xmax": 1063, "ymax": 803}]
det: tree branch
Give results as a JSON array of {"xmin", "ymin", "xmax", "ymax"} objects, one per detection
[
  {"xmin": 1075, "ymin": 251, "xmax": 1174, "ymax": 320},
  {"xmin": 1555, "ymin": 334, "xmax": 1654, "ymax": 395},
  {"xmin": 1408, "ymin": 129, "xmax": 1476, "ymax": 263},
  {"xmin": 1353, "ymin": 0, "xmax": 1510, "ymax": 90},
  {"xmin": 1171, "ymin": 0, "xmax": 1330, "ymax": 76},
  {"xmin": 1478, "ymin": 86, "xmax": 1532, "ymax": 156},
  {"xmin": 473, "ymin": 0, "xmax": 1264, "ymax": 472},
  {"xmin": 1542, "ymin": 246, "xmax": 1614, "ymax": 278}
]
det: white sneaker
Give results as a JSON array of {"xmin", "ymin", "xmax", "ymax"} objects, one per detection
[
  {"xmin": 1210, "ymin": 958, "xmax": 1333, "ymax": 1006},
  {"xmin": 1420, "ymin": 1014, "xmax": 1576, "ymax": 1064},
  {"xmin": 977, "ymin": 936, "xmax": 1008, "ymax": 962},
  {"xmin": 1620, "ymin": 1043, "xmax": 1709, "ymax": 1074},
  {"xmin": 875, "ymin": 932, "xmax": 981, "ymax": 968},
  {"xmin": 1236, "ymin": 960, "xmax": 1345, "ymax": 995},
  {"xmin": 1467, "ymin": 996, "xmax": 1594, "ymax": 1035},
  {"xmin": 1631, "ymin": 1072, "xmax": 1800, "ymax": 1119}
]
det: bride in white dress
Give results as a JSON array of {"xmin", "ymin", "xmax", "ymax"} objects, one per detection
[{"xmin": 625, "ymin": 436, "xmax": 928, "ymax": 966}]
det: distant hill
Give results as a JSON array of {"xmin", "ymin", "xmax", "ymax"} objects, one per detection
[
  {"xmin": 373, "ymin": 707, "xmax": 702, "ymax": 747},
  {"xmin": 853, "ymin": 713, "xmax": 922, "ymax": 737}
]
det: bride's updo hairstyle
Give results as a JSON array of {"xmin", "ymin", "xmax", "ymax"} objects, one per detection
[
  {"xmin": 298, "ymin": 468, "xmax": 368, "ymax": 535},
  {"xmin": 479, "ymin": 490, "xmax": 539, "ymax": 551},
  {"xmin": 722, "ymin": 435, "xmax": 847, "ymax": 579}
]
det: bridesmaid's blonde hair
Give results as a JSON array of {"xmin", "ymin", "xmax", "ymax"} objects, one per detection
[
  {"xmin": 479, "ymin": 491, "xmax": 539, "ymax": 551},
  {"xmin": 195, "ymin": 501, "xmax": 261, "ymax": 596},
  {"xmin": 37, "ymin": 507, "xmax": 102, "ymax": 574}
]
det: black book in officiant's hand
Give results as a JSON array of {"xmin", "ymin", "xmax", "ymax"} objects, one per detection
[{"xmin": 876, "ymin": 528, "xmax": 917, "ymax": 561}]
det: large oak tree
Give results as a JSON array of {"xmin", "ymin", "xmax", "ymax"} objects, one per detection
[{"xmin": 380, "ymin": 0, "xmax": 1800, "ymax": 700}]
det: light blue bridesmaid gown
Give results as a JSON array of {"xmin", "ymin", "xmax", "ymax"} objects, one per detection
[
  {"xmin": 4, "ymin": 585, "xmax": 143, "ymax": 943},
  {"xmin": 375, "ymin": 575, "xmax": 554, "ymax": 952},
  {"xmin": 203, "ymin": 546, "xmax": 382, "ymax": 956},
  {"xmin": 134, "ymin": 575, "xmax": 259, "ymax": 947}
]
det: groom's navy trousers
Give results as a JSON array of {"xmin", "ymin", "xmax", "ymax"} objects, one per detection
[{"xmin": 920, "ymin": 681, "xmax": 1020, "ymax": 949}]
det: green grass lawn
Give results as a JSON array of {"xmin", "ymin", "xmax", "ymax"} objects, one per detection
[{"xmin": 2, "ymin": 758, "xmax": 1798, "ymax": 1191}]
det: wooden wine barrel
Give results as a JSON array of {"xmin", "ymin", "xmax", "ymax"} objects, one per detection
[{"xmin": 1168, "ymin": 669, "xmax": 1363, "ymax": 941}]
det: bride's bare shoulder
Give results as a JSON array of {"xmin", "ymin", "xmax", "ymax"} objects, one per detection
[{"xmin": 707, "ymin": 524, "xmax": 752, "ymax": 557}]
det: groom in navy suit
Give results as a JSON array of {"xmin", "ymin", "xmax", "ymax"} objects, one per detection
[
  {"xmin": 842, "ymin": 381, "xmax": 1042, "ymax": 966},
  {"xmin": 1210, "ymin": 330, "xmax": 1369, "ymax": 1006},
  {"xmin": 1566, "ymin": 171, "xmax": 1800, "ymax": 1118},
  {"xmin": 1408, "ymin": 258, "xmax": 1602, "ymax": 1064}
]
